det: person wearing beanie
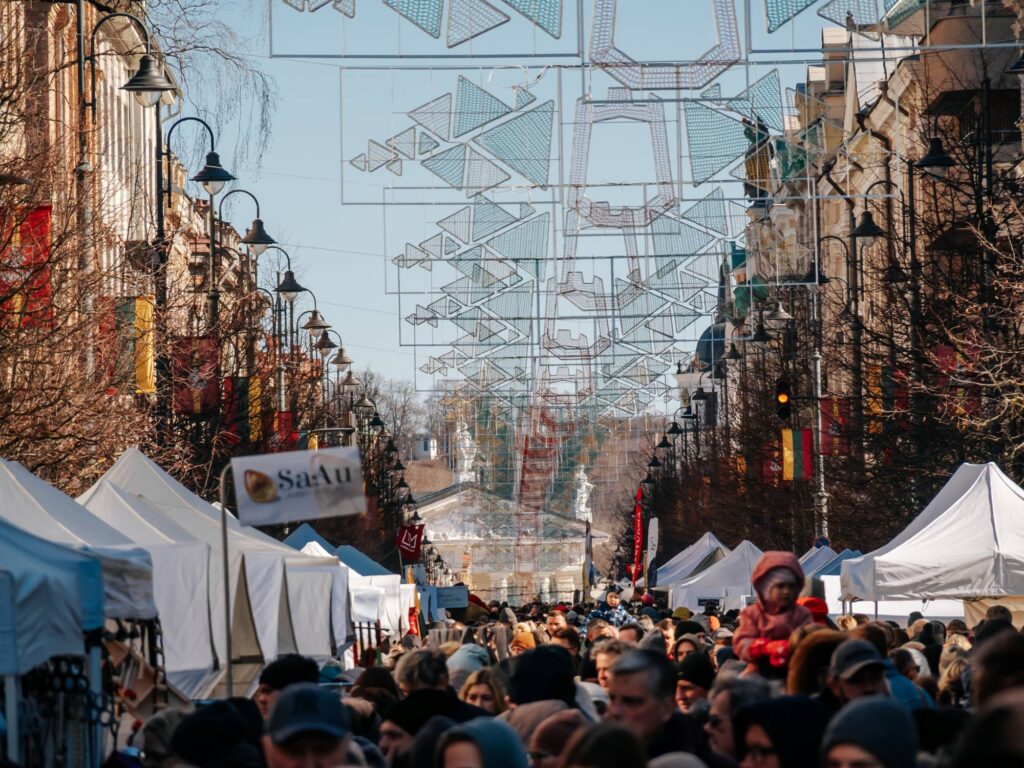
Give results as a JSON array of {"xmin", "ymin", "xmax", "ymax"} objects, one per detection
[
  {"xmin": 733, "ymin": 552, "xmax": 812, "ymax": 667},
  {"xmin": 508, "ymin": 645, "xmax": 577, "ymax": 706},
  {"xmin": 510, "ymin": 631, "xmax": 537, "ymax": 656},
  {"xmin": 140, "ymin": 709, "xmax": 188, "ymax": 768},
  {"xmin": 676, "ymin": 652, "xmax": 715, "ymax": 714},
  {"xmin": 821, "ymin": 696, "xmax": 918, "ymax": 768},
  {"xmin": 255, "ymin": 654, "xmax": 320, "ymax": 719},
  {"xmin": 437, "ymin": 717, "xmax": 529, "ymax": 768},
  {"xmin": 528, "ymin": 709, "xmax": 588, "ymax": 768},
  {"xmin": 796, "ymin": 596, "xmax": 830, "ymax": 626},
  {"xmin": 170, "ymin": 700, "xmax": 265, "ymax": 768},
  {"xmin": 675, "ymin": 620, "xmax": 706, "ymax": 641},
  {"xmin": 733, "ymin": 696, "xmax": 830, "ymax": 768}
]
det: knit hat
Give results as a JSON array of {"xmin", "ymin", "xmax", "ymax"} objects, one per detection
[
  {"xmin": 170, "ymin": 700, "xmax": 261, "ymax": 767},
  {"xmin": 821, "ymin": 696, "xmax": 918, "ymax": 768},
  {"xmin": 438, "ymin": 717, "xmax": 529, "ymax": 768},
  {"xmin": 672, "ymin": 607, "xmax": 693, "ymax": 620},
  {"xmin": 529, "ymin": 709, "xmax": 588, "ymax": 760},
  {"xmin": 508, "ymin": 645, "xmax": 576, "ymax": 706},
  {"xmin": 259, "ymin": 654, "xmax": 319, "ymax": 690},
  {"xmin": 501, "ymin": 700, "xmax": 567, "ymax": 743},
  {"xmin": 677, "ymin": 651, "xmax": 715, "ymax": 691},
  {"xmin": 141, "ymin": 709, "xmax": 188, "ymax": 766},
  {"xmin": 797, "ymin": 596, "xmax": 829, "ymax": 624}
]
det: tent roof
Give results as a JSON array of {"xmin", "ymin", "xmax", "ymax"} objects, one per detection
[
  {"xmin": 842, "ymin": 462, "xmax": 1024, "ymax": 600},
  {"xmin": 800, "ymin": 545, "xmax": 839, "ymax": 578},
  {"xmin": 0, "ymin": 459, "xmax": 156, "ymax": 619},
  {"xmin": 284, "ymin": 523, "xmax": 336, "ymax": 553},
  {"xmin": 817, "ymin": 549, "xmax": 861, "ymax": 577},
  {"xmin": 669, "ymin": 540, "xmax": 764, "ymax": 608},
  {"xmin": 654, "ymin": 532, "xmax": 729, "ymax": 587},
  {"xmin": 337, "ymin": 546, "xmax": 393, "ymax": 577},
  {"xmin": 0, "ymin": 519, "xmax": 98, "ymax": 675}
]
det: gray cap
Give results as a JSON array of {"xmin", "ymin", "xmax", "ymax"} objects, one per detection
[
  {"xmin": 266, "ymin": 683, "xmax": 351, "ymax": 745},
  {"xmin": 829, "ymin": 639, "xmax": 885, "ymax": 681}
]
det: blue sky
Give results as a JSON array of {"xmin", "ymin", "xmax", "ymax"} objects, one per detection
[{"xmin": 199, "ymin": 0, "xmax": 832, "ymax": 393}]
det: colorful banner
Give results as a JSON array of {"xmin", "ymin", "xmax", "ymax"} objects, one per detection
[
  {"xmin": 396, "ymin": 524, "xmax": 425, "ymax": 561},
  {"xmin": 171, "ymin": 336, "xmax": 219, "ymax": 414},
  {"xmin": 94, "ymin": 296, "xmax": 155, "ymax": 394},
  {"xmin": 762, "ymin": 444, "xmax": 782, "ymax": 486},
  {"xmin": 1, "ymin": 206, "xmax": 53, "ymax": 327},
  {"xmin": 231, "ymin": 446, "xmax": 366, "ymax": 526},
  {"xmin": 820, "ymin": 397, "xmax": 850, "ymax": 456},
  {"xmin": 629, "ymin": 486, "xmax": 643, "ymax": 583},
  {"xmin": 781, "ymin": 428, "xmax": 813, "ymax": 481}
]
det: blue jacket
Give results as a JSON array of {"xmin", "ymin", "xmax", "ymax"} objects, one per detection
[
  {"xmin": 582, "ymin": 602, "xmax": 633, "ymax": 629},
  {"xmin": 885, "ymin": 661, "xmax": 934, "ymax": 710}
]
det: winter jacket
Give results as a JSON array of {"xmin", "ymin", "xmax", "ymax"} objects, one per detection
[{"xmin": 733, "ymin": 551, "xmax": 813, "ymax": 662}]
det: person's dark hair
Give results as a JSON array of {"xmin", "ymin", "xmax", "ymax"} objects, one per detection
[
  {"xmin": 973, "ymin": 633, "xmax": 1024, "ymax": 709},
  {"xmin": 950, "ymin": 697, "xmax": 1024, "ymax": 768},
  {"xmin": 852, "ymin": 613, "xmax": 870, "ymax": 626},
  {"xmin": 394, "ymin": 649, "xmax": 449, "ymax": 690},
  {"xmin": 348, "ymin": 686, "xmax": 398, "ymax": 720},
  {"xmin": 559, "ymin": 723, "xmax": 644, "ymax": 768},
  {"xmin": 618, "ymin": 623, "xmax": 645, "ymax": 643},
  {"xmin": 710, "ymin": 675, "xmax": 771, "ymax": 756},
  {"xmin": 975, "ymin": 618, "xmax": 1016, "ymax": 649},
  {"xmin": 986, "ymin": 604, "xmax": 1014, "ymax": 624},
  {"xmin": 509, "ymin": 645, "xmax": 576, "ymax": 706},
  {"xmin": 889, "ymin": 648, "xmax": 917, "ymax": 677},
  {"xmin": 609, "ymin": 650, "xmax": 676, "ymax": 701},
  {"xmin": 258, "ymin": 653, "xmax": 319, "ymax": 690},
  {"xmin": 553, "ymin": 627, "xmax": 582, "ymax": 651},
  {"xmin": 849, "ymin": 622, "xmax": 888, "ymax": 656},
  {"xmin": 356, "ymin": 666, "xmax": 400, "ymax": 698}
]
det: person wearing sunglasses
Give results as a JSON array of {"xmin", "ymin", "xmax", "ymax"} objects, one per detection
[{"xmin": 734, "ymin": 696, "xmax": 830, "ymax": 768}]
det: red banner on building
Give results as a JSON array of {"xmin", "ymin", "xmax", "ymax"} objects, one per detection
[
  {"xmin": 396, "ymin": 524, "xmax": 425, "ymax": 561},
  {"xmin": 761, "ymin": 443, "xmax": 782, "ymax": 486},
  {"xmin": 629, "ymin": 486, "xmax": 643, "ymax": 583},
  {"xmin": 820, "ymin": 397, "xmax": 850, "ymax": 456},
  {"xmin": 1, "ymin": 206, "xmax": 53, "ymax": 327},
  {"xmin": 171, "ymin": 336, "xmax": 219, "ymax": 414}
]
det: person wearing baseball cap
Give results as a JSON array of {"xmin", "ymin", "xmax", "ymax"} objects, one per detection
[
  {"xmin": 262, "ymin": 682, "xmax": 351, "ymax": 768},
  {"xmin": 826, "ymin": 639, "xmax": 889, "ymax": 712}
]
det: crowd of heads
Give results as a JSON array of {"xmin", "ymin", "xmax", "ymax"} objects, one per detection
[{"xmin": 121, "ymin": 553, "xmax": 1024, "ymax": 768}]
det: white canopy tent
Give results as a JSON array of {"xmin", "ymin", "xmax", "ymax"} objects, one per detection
[
  {"xmin": 669, "ymin": 540, "xmax": 764, "ymax": 610},
  {"xmin": 0, "ymin": 460, "xmax": 155, "ymax": 620},
  {"xmin": 0, "ymin": 517, "xmax": 103, "ymax": 675},
  {"xmin": 82, "ymin": 449, "xmax": 340, "ymax": 682},
  {"xmin": 79, "ymin": 481, "xmax": 216, "ymax": 692},
  {"xmin": 653, "ymin": 532, "xmax": 729, "ymax": 588},
  {"xmin": 842, "ymin": 462, "xmax": 1024, "ymax": 602}
]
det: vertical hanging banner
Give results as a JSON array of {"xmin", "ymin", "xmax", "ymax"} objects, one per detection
[
  {"xmin": 820, "ymin": 398, "xmax": 850, "ymax": 456},
  {"xmin": 627, "ymin": 486, "xmax": 643, "ymax": 583},
  {"xmin": 231, "ymin": 447, "xmax": 366, "ymax": 525},
  {"xmin": 396, "ymin": 524, "xmax": 425, "ymax": 560},
  {"xmin": 781, "ymin": 429, "xmax": 813, "ymax": 481}
]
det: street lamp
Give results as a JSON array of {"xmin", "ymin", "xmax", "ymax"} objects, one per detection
[
  {"xmin": 314, "ymin": 330, "xmax": 337, "ymax": 358},
  {"xmin": 219, "ymin": 189, "xmax": 276, "ymax": 257},
  {"xmin": 915, "ymin": 137, "xmax": 956, "ymax": 178},
  {"xmin": 852, "ymin": 210, "xmax": 886, "ymax": 247},
  {"xmin": 303, "ymin": 310, "xmax": 331, "ymax": 338},
  {"xmin": 276, "ymin": 270, "xmax": 306, "ymax": 304},
  {"xmin": 766, "ymin": 301, "xmax": 793, "ymax": 331},
  {"xmin": 85, "ymin": 14, "xmax": 174, "ymax": 110}
]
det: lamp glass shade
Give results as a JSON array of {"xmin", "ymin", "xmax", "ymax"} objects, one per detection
[
  {"xmin": 276, "ymin": 270, "xmax": 305, "ymax": 303},
  {"xmin": 241, "ymin": 218, "xmax": 275, "ymax": 255},
  {"xmin": 692, "ymin": 386, "xmax": 708, "ymax": 402},
  {"xmin": 853, "ymin": 210, "xmax": 886, "ymax": 246},
  {"xmin": 766, "ymin": 301, "xmax": 793, "ymax": 330},
  {"xmin": 340, "ymin": 370, "xmax": 361, "ymax": 391},
  {"xmin": 915, "ymin": 137, "xmax": 955, "ymax": 178},
  {"xmin": 303, "ymin": 310, "xmax": 331, "ymax": 335},
  {"xmin": 354, "ymin": 394, "xmax": 375, "ymax": 416},
  {"xmin": 190, "ymin": 151, "xmax": 235, "ymax": 196},
  {"xmin": 330, "ymin": 347, "xmax": 353, "ymax": 368},
  {"xmin": 315, "ymin": 330, "xmax": 337, "ymax": 357},
  {"xmin": 122, "ymin": 54, "xmax": 174, "ymax": 101}
]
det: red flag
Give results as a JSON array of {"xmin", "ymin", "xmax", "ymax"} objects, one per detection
[
  {"xmin": 761, "ymin": 444, "xmax": 782, "ymax": 486},
  {"xmin": 819, "ymin": 397, "xmax": 850, "ymax": 456},
  {"xmin": 631, "ymin": 486, "xmax": 643, "ymax": 584},
  {"xmin": 396, "ymin": 524, "xmax": 425, "ymax": 561},
  {"xmin": 171, "ymin": 336, "xmax": 219, "ymax": 414},
  {"xmin": 1, "ymin": 206, "xmax": 53, "ymax": 327}
]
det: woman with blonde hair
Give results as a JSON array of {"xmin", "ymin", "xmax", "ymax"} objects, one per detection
[
  {"xmin": 459, "ymin": 667, "xmax": 509, "ymax": 714},
  {"xmin": 836, "ymin": 614, "xmax": 858, "ymax": 631},
  {"xmin": 937, "ymin": 654, "xmax": 969, "ymax": 707}
]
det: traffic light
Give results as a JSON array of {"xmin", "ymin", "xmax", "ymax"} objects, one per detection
[{"xmin": 775, "ymin": 379, "xmax": 792, "ymax": 420}]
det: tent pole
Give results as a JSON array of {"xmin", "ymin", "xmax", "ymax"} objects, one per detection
[
  {"xmin": 88, "ymin": 643, "xmax": 102, "ymax": 767},
  {"xmin": 219, "ymin": 465, "xmax": 234, "ymax": 697},
  {"xmin": 4, "ymin": 675, "xmax": 19, "ymax": 763}
]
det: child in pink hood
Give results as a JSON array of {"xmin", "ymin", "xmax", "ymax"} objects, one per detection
[{"xmin": 733, "ymin": 551, "xmax": 813, "ymax": 663}]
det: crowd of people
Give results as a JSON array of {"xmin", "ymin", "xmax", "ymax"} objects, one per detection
[{"xmin": 123, "ymin": 551, "xmax": 1024, "ymax": 768}]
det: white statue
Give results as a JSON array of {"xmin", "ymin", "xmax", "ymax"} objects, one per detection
[
  {"xmin": 573, "ymin": 465, "xmax": 594, "ymax": 522},
  {"xmin": 454, "ymin": 421, "xmax": 477, "ymax": 484}
]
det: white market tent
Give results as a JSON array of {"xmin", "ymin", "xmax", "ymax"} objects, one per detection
[
  {"xmin": 669, "ymin": 540, "xmax": 764, "ymax": 610},
  {"xmin": 81, "ymin": 449, "xmax": 341, "ymax": 691},
  {"xmin": 0, "ymin": 459, "xmax": 155, "ymax": 620},
  {"xmin": 0, "ymin": 517, "xmax": 103, "ymax": 676},
  {"xmin": 842, "ymin": 462, "xmax": 1024, "ymax": 604},
  {"xmin": 653, "ymin": 532, "xmax": 729, "ymax": 588},
  {"xmin": 79, "ymin": 481, "xmax": 216, "ymax": 692}
]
